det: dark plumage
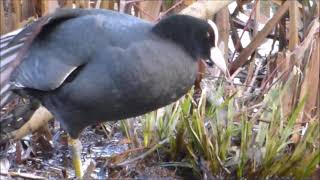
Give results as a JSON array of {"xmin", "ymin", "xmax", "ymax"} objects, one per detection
[{"xmin": 0, "ymin": 8, "xmax": 226, "ymax": 177}]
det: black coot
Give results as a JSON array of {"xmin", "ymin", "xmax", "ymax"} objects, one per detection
[{"xmin": 0, "ymin": 8, "xmax": 226, "ymax": 178}]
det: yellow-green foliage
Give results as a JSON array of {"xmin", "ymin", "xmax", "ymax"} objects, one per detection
[{"xmin": 123, "ymin": 85, "xmax": 319, "ymax": 178}]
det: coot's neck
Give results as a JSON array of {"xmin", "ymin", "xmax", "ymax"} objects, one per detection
[{"xmin": 152, "ymin": 17, "xmax": 201, "ymax": 60}]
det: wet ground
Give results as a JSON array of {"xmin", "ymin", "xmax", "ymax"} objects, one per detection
[{"xmin": 1, "ymin": 121, "xmax": 180, "ymax": 179}]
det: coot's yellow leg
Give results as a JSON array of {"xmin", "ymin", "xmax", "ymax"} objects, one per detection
[{"xmin": 69, "ymin": 138, "xmax": 83, "ymax": 178}]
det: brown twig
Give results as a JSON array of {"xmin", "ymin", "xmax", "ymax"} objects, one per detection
[
  {"xmin": 229, "ymin": 0, "xmax": 290, "ymax": 74},
  {"xmin": 156, "ymin": 0, "xmax": 184, "ymax": 21},
  {"xmin": 246, "ymin": 61, "xmax": 263, "ymax": 93},
  {"xmin": 268, "ymin": 24, "xmax": 278, "ymax": 57},
  {"xmin": 260, "ymin": 58, "xmax": 286, "ymax": 93},
  {"xmin": 230, "ymin": 0, "xmax": 259, "ymax": 61},
  {"xmin": 230, "ymin": 16, "xmax": 244, "ymax": 53},
  {"xmin": 132, "ymin": 3, "xmax": 156, "ymax": 21},
  {"xmin": 232, "ymin": 17, "xmax": 280, "ymax": 41},
  {"xmin": 114, "ymin": 137, "xmax": 169, "ymax": 167},
  {"xmin": 126, "ymin": 0, "xmax": 149, "ymax": 3},
  {"xmin": 0, "ymin": 171, "xmax": 46, "ymax": 180}
]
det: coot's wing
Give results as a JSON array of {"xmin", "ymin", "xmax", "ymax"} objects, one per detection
[
  {"xmin": 6, "ymin": 8, "xmax": 150, "ymax": 94},
  {"xmin": 0, "ymin": 9, "xmax": 94, "ymax": 107},
  {"xmin": 1, "ymin": 9, "xmax": 90, "ymax": 90},
  {"xmin": 6, "ymin": 9, "xmax": 118, "ymax": 92}
]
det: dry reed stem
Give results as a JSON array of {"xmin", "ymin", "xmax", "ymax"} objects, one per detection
[{"xmin": 229, "ymin": 0, "xmax": 290, "ymax": 74}]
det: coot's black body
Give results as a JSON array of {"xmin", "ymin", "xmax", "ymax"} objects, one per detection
[{"xmin": 3, "ymin": 8, "xmax": 221, "ymax": 139}]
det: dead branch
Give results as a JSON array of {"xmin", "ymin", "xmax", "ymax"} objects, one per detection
[
  {"xmin": 281, "ymin": 0, "xmax": 301, "ymax": 123},
  {"xmin": 0, "ymin": 1, "xmax": 5, "ymax": 35},
  {"xmin": 115, "ymin": 137, "xmax": 169, "ymax": 167},
  {"xmin": 229, "ymin": 0, "xmax": 290, "ymax": 74},
  {"xmin": 291, "ymin": 20, "xmax": 320, "ymax": 143},
  {"xmin": 180, "ymin": 0, "xmax": 234, "ymax": 19},
  {"xmin": 0, "ymin": 171, "xmax": 46, "ymax": 180},
  {"xmin": 215, "ymin": 6, "xmax": 230, "ymax": 61},
  {"xmin": 1, "ymin": 106, "xmax": 53, "ymax": 143},
  {"xmin": 290, "ymin": 20, "xmax": 319, "ymax": 60},
  {"xmin": 289, "ymin": 1, "xmax": 300, "ymax": 51},
  {"xmin": 230, "ymin": 16, "xmax": 244, "ymax": 52},
  {"xmin": 232, "ymin": 17, "xmax": 280, "ymax": 41},
  {"xmin": 138, "ymin": 0, "xmax": 162, "ymax": 21}
]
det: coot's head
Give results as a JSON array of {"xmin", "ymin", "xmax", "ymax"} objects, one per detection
[{"xmin": 152, "ymin": 15, "xmax": 227, "ymax": 73}]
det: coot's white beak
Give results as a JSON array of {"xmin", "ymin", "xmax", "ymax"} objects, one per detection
[
  {"xmin": 207, "ymin": 19, "xmax": 228, "ymax": 76},
  {"xmin": 210, "ymin": 47, "xmax": 227, "ymax": 75}
]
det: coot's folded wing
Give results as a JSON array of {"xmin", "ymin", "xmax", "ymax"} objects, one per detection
[
  {"xmin": 0, "ymin": 12, "xmax": 81, "ymax": 107},
  {"xmin": 0, "ymin": 9, "xmax": 98, "ymax": 107},
  {"xmin": 9, "ymin": 8, "xmax": 150, "ymax": 90}
]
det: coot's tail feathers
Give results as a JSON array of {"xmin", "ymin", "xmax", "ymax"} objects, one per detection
[
  {"xmin": 0, "ymin": 19, "xmax": 50, "ymax": 108},
  {"xmin": 0, "ymin": 9, "xmax": 90, "ymax": 109},
  {"xmin": 0, "ymin": 35, "xmax": 40, "ymax": 145},
  {"xmin": 0, "ymin": 29, "xmax": 40, "ymax": 145},
  {"xmin": 0, "ymin": 29, "xmax": 30, "ymax": 146},
  {"xmin": 0, "ymin": 29, "xmax": 25, "ymax": 109}
]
